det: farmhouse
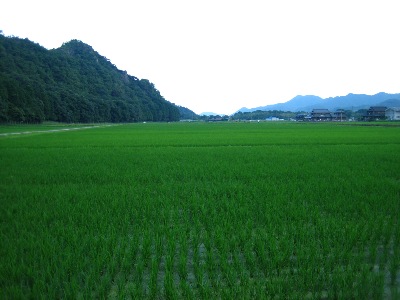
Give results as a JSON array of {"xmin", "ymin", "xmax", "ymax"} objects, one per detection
[
  {"xmin": 295, "ymin": 114, "xmax": 307, "ymax": 121},
  {"xmin": 332, "ymin": 109, "xmax": 347, "ymax": 122},
  {"xmin": 297, "ymin": 109, "xmax": 347, "ymax": 122},
  {"xmin": 310, "ymin": 109, "xmax": 332, "ymax": 121},
  {"xmin": 385, "ymin": 107, "xmax": 400, "ymax": 121},
  {"xmin": 363, "ymin": 106, "xmax": 387, "ymax": 121}
]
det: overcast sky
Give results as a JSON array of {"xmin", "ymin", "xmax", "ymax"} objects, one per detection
[{"xmin": 1, "ymin": 0, "xmax": 399, "ymax": 115}]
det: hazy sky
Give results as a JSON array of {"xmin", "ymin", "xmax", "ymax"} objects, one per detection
[{"xmin": 1, "ymin": 0, "xmax": 399, "ymax": 114}]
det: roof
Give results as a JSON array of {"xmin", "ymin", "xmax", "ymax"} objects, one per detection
[
  {"xmin": 368, "ymin": 106, "xmax": 387, "ymax": 111},
  {"xmin": 311, "ymin": 109, "xmax": 331, "ymax": 113},
  {"xmin": 386, "ymin": 107, "xmax": 400, "ymax": 112}
]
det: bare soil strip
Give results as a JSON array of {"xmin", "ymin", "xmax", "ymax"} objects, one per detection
[{"xmin": 0, "ymin": 124, "xmax": 115, "ymax": 136}]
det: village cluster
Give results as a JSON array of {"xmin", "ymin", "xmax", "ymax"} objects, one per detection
[{"xmin": 296, "ymin": 106, "xmax": 400, "ymax": 122}]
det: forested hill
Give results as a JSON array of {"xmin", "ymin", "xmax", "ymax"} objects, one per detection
[{"xmin": 0, "ymin": 34, "xmax": 180, "ymax": 123}]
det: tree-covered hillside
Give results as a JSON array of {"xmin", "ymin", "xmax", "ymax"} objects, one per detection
[
  {"xmin": 177, "ymin": 105, "xmax": 198, "ymax": 120},
  {"xmin": 0, "ymin": 34, "xmax": 180, "ymax": 123}
]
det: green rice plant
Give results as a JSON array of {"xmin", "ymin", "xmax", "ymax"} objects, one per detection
[
  {"xmin": 135, "ymin": 259, "xmax": 144, "ymax": 293},
  {"xmin": 149, "ymin": 256, "xmax": 159, "ymax": 298},
  {"xmin": 178, "ymin": 252, "xmax": 188, "ymax": 282},
  {"xmin": 390, "ymin": 236, "xmax": 399, "ymax": 286},
  {"xmin": 164, "ymin": 269, "xmax": 177, "ymax": 299},
  {"xmin": 180, "ymin": 280, "xmax": 194, "ymax": 299}
]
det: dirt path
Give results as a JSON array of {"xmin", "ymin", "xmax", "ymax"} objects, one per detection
[{"xmin": 0, "ymin": 124, "xmax": 115, "ymax": 137}]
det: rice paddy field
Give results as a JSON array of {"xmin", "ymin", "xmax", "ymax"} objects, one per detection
[{"xmin": 1, "ymin": 122, "xmax": 399, "ymax": 299}]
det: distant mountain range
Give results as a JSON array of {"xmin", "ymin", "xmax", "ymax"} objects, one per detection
[
  {"xmin": 238, "ymin": 93, "xmax": 400, "ymax": 113},
  {"xmin": 200, "ymin": 112, "xmax": 221, "ymax": 116}
]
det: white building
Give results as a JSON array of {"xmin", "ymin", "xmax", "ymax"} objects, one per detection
[
  {"xmin": 265, "ymin": 117, "xmax": 283, "ymax": 121},
  {"xmin": 385, "ymin": 107, "xmax": 400, "ymax": 120}
]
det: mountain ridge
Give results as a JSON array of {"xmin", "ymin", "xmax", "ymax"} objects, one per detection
[{"xmin": 237, "ymin": 93, "xmax": 400, "ymax": 113}]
